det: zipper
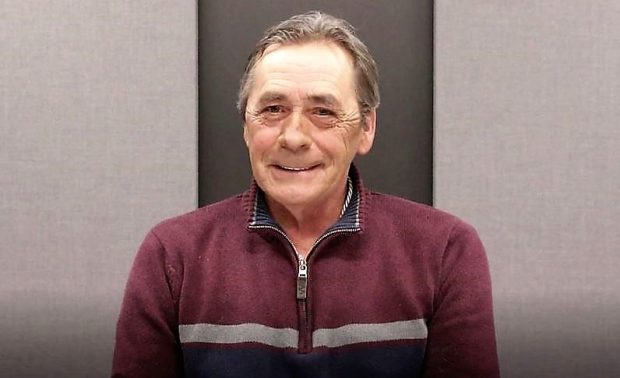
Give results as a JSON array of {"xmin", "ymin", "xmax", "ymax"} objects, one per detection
[
  {"xmin": 249, "ymin": 223, "xmax": 360, "ymax": 353},
  {"xmin": 296, "ymin": 256, "xmax": 308, "ymax": 299},
  {"xmin": 296, "ymin": 253, "xmax": 311, "ymax": 352}
]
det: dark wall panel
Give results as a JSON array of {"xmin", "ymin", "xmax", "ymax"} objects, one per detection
[{"xmin": 199, "ymin": 0, "xmax": 433, "ymax": 205}]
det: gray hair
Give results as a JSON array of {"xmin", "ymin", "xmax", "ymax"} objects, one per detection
[{"xmin": 237, "ymin": 11, "xmax": 380, "ymax": 119}]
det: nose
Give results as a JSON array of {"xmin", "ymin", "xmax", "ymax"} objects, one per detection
[{"xmin": 278, "ymin": 110, "xmax": 311, "ymax": 151}]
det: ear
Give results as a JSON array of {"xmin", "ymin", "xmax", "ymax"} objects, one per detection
[{"xmin": 356, "ymin": 109, "xmax": 376, "ymax": 155}]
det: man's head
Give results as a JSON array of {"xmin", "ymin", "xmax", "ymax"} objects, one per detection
[
  {"xmin": 241, "ymin": 12, "xmax": 380, "ymax": 213},
  {"xmin": 237, "ymin": 11, "xmax": 380, "ymax": 121}
]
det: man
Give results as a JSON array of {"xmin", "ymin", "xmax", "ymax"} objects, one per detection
[{"xmin": 112, "ymin": 11, "xmax": 499, "ymax": 377}]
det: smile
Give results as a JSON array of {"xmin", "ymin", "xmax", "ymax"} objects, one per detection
[{"xmin": 275, "ymin": 164, "xmax": 319, "ymax": 172}]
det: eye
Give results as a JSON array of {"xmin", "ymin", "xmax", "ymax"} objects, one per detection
[
  {"xmin": 262, "ymin": 105, "xmax": 285, "ymax": 114},
  {"xmin": 256, "ymin": 105, "xmax": 287, "ymax": 123},
  {"xmin": 314, "ymin": 107, "xmax": 336, "ymax": 117}
]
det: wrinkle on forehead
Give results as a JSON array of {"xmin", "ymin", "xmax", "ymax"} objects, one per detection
[{"xmin": 261, "ymin": 40, "xmax": 353, "ymax": 68}]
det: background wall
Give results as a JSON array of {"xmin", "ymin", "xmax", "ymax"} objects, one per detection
[
  {"xmin": 1, "ymin": 1, "xmax": 197, "ymax": 376},
  {"xmin": 435, "ymin": 1, "xmax": 620, "ymax": 377}
]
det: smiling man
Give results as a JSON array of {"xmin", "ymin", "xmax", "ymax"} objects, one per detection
[
  {"xmin": 112, "ymin": 11, "xmax": 499, "ymax": 378},
  {"xmin": 243, "ymin": 40, "xmax": 375, "ymax": 257}
]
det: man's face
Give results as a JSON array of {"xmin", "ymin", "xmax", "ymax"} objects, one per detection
[{"xmin": 243, "ymin": 41, "xmax": 376, "ymax": 211}]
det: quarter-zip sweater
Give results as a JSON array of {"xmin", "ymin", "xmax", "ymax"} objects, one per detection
[{"xmin": 112, "ymin": 167, "xmax": 500, "ymax": 377}]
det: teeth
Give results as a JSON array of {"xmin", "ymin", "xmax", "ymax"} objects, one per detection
[{"xmin": 279, "ymin": 165, "xmax": 311, "ymax": 171}]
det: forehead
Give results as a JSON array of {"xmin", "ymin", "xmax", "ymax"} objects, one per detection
[{"xmin": 248, "ymin": 41, "xmax": 356, "ymax": 103}]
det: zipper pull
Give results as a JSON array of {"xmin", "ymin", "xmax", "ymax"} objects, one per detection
[{"xmin": 296, "ymin": 257, "xmax": 308, "ymax": 299}]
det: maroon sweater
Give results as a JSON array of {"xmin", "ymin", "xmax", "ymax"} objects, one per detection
[{"xmin": 112, "ymin": 168, "xmax": 499, "ymax": 377}]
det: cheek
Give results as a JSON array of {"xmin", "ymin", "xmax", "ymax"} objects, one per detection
[
  {"xmin": 247, "ymin": 127, "xmax": 279, "ymax": 153},
  {"xmin": 313, "ymin": 128, "xmax": 359, "ymax": 158}
]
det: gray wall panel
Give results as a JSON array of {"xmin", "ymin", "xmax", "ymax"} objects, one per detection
[
  {"xmin": 435, "ymin": 1, "xmax": 620, "ymax": 377},
  {"xmin": 1, "ymin": 1, "xmax": 197, "ymax": 376}
]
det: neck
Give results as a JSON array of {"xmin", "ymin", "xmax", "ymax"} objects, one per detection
[{"xmin": 266, "ymin": 184, "xmax": 347, "ymax": 257}]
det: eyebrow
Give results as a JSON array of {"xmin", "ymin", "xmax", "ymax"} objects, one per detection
[
  {"xmin": 306, "ymin": 93, "xmax": 341, "ymax": 108},
  {"xmin": 255, "ymin": 92, "xmax": 287, "ymax": 106},
  {"xmin": 254, "ymin": 91, "xmax": 342, "ymax": 108}
]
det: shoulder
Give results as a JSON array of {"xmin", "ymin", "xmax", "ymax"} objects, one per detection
[
  {"xmin": 361, "ymin": 190, "xmax": 483, "ymax": 252},
  {"xmin": 365, "ymin": 191, "xmax": 489, "ymax": 278},
  {"xmin": 365, "ymin": 191, "xmax": 470, "ymax": 231}
]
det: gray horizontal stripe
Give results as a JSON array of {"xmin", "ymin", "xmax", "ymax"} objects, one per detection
[
  {"xmin": 312, "ymin": 319, "xmax": 428, "ymax": 348},
  {"xmin": 179, "ymin": 323, "xmax": 298, "ymax": 349}
]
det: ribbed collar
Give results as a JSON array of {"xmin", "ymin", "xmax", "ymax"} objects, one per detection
[{"xmin": 245, "ymin": 164, "xmax": 365, "ymax": 234}]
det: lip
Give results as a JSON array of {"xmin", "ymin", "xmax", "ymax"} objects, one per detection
[{"xmin": 271, "ymin": 163, "xmax": 321, "ymax": 172}]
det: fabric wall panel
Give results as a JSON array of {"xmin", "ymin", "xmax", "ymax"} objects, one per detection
[
  {"xmin": 1, "ymin": 1, "xmax": 197, "ymax": 376},
  {"xmin": 434, "ymin": 1, "xmax": 620, "ymax": 377}
]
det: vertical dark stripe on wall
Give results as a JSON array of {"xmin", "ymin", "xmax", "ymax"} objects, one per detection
[{"xmin": 198, "ymin": 0, "xmax": 433, "ymax": 206}]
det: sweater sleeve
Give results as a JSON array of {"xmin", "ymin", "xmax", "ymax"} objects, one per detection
[
  {"xmin": 111, "ymin": 230, "xmax": 183, "ymax": 377},
  {"xmin": 422, "ymin": 220, "xmax": 500, "ymax": 377}
]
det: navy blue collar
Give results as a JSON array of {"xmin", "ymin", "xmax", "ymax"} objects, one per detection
[{"xmin": 249, "ymin": 173, "xmax": 361, "ymax": 234}]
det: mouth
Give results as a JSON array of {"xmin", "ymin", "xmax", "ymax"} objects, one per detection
[{"xmin": 273, "ymin": 164, "xmax": 320, "ymax": 172}]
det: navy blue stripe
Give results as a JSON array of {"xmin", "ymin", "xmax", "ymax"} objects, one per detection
[{"xmin": 183, "ymin": 344, "xmax": 425, "ymax": 378}]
